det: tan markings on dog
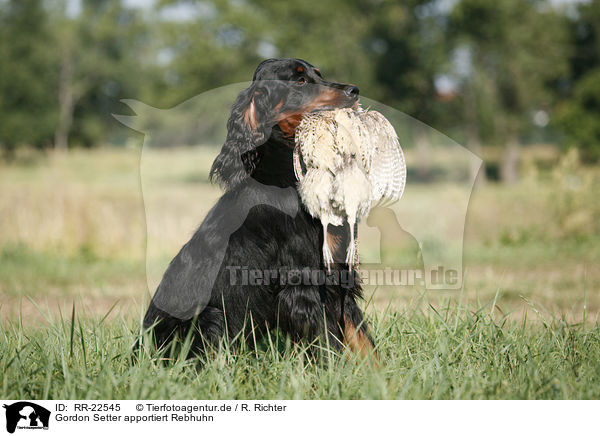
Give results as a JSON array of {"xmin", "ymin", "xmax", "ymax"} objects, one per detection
[
  {"xmin": 296, "ymin": 66, "xmax": 305, "ymax": 73},
  {"xmin": 276, "ymin": 88, "xmax": 348, "ymax": 137},
  {"xmin": 278, "ymin": 113, "xmax": 303, "ymax": 137},
  {"xmin": 343, "ymin": 316, "xmax": 376, "ymax": 361},
  {"xmin": 307, "ymin": 87, "xmax": 347, "ymax": 109},
  {"xmin": 327, "ymin": 231, "xmax": 343, "ymax": 259},
  {"xmin": 325, "ymin": 223, "xmax": 353, "ymax": 262},
  {"xmin": 244, "ymin": 98, "xmax": 258, "ymax": 131}
]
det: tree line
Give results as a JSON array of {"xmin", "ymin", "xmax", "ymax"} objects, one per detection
[{"xmin": 1, "ymin": 0, "xmax": 599, "ymax": 181}]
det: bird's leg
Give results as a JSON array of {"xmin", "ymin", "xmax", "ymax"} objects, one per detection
[
  {"xmin": 322, "ymin": 220, "xmax": 334, "ymax": 273},
  {"xmin": 345, "ymin": 218, "xmax": 356, "ymax": 271}
]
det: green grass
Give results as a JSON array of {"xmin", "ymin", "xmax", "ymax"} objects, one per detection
[
  {"xmin": 0, "ymin": 245, "xmax": 144, "ymax": 297},
  {"xmin": 1, "ymin": 147, "xmax": 599, "ymax": 399},
  {"xmin": 1, "ymin": 299, "xmax": 599, "ymax": 400}
]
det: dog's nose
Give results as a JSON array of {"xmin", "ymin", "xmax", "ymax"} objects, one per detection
[{"xmin": 344, "ymin": 85, "xmax": 360, "ymax": 98}]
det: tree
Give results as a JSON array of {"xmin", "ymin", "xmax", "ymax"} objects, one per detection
[
  {"xmin": 555, "ymin": 0, "xmax": 600, "ymax": 163},
  {"xmin": 250, "ymin": 0, "xmax": 375, "ymax": 92},
  {"xmin": 152, "ymin": 0, "xmax": 377, "ymax": 106},
  {"xmin": 367, "ymin": 0, "xmax": 449, "ymax": 123},
  {"xmin": 52, "ymin": 0, "xmax": 151, "ymax": 149},
  {"xmin": 449, "ymin": 0, "xmax": 568, "ymax": 182},
  {"xmin": 0, "ymin": 0, "xmax": 58, "ymax": 156}
]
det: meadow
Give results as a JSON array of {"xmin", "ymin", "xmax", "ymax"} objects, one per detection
[{"xmin": 1, "ymin": 146, "xmax": 599, "ymax": 399}]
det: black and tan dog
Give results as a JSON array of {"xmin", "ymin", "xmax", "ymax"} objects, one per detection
[{"xmin": 142, "ymin": 58, "xmax": 375, "ymax": 358}]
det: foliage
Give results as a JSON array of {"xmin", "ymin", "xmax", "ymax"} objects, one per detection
[
  {"xmin": 54, "ymin": 0, "xmax": 153, "ymax": 148},
  {"xmin": 447, "ymin": 0, "xmax": 568, "ymax": 161},
  {"xmin": 0, "ymin": 0, "xmax": 599, "ymax": 167},
  {"xmin": 0, "ymin": 0, "xmax": 58, "ymax": 153},
  {"xmin": 555, "ymin": 0, "xmax": 600, "ymax": 162},
  {"xmin": 556, "ymin": 70, "xmax": 600, "ymax": 162}
]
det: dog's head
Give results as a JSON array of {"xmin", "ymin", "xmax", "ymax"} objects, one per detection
[{"xmin": 210, "ymin": 58, "xmax": 359, "ymax": 190}]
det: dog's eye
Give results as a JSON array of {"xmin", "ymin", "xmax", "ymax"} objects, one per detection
[{"xmin": 297, "ymin": 77, "xmax": 306, "ymax": 86}]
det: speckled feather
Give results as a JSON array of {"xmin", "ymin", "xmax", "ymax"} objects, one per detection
[{"xmin": 294, "ymin": 107, "xmax": 406, "ymax": 270}]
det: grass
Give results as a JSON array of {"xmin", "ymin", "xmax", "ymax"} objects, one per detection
[
  {"xmin": 1, "ymin": 146, "xmax": 599, "ymax": 399},
  {"xmin": 1, "ymin": 298, "xmax": 598, "ymax": 400},
  {"xmin": 0, "ymin": 244, "xmax": 144, "ymax": 298}
]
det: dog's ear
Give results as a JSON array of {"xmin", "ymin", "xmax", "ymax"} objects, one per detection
[{"xmin": 210, "ymin": 83, "xmax": 274, "ymax": 190}]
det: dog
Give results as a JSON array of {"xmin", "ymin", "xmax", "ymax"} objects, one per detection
[{"xmin": 141, "ymin": 58, "xmax": 375, "ymax": 359}]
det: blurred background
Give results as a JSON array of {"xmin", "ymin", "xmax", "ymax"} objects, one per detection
[{"xmin": 0, "ymin": 0, "xmax": 598, "ymax": 322}]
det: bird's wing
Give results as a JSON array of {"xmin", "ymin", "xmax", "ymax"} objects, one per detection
[{"xmin": 361, "ymin": 110, "xmax": 406, "ymax": 206}]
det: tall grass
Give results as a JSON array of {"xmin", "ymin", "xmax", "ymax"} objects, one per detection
[{"xmin": 1, "ymin": 297, "xmax": 598, "ymax": 399}]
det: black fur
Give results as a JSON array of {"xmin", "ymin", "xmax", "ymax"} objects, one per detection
[{"xmin": 141, "ymin": 58, "xmax": 372, "ymax": 356}]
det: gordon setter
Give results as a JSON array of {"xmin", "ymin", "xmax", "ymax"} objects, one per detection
[{"xmin": 142, "ymin": 58, "xmax": 375, "ymax": 359}]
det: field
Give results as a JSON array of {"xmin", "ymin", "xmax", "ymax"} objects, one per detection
[
  {"xmin": 2, "ymin": 304, "xmax": 599, "ymax": 399},
  {"xmin": 1, "ymin": 146, "xmax": 599, "ymax": 399}
]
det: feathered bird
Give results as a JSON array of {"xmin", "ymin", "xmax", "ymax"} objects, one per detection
[
  {"xmin": 294, "ymin": 107, "xmax": 406, "ymax": 271},
  {"xmin": 360, "ymin": 110, "xmax": 406, "ymax": 205}
]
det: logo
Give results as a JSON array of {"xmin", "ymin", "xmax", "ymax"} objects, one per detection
[{"xmin": 2, "ymin": 402, "xmax": 50, "ymax": 434}]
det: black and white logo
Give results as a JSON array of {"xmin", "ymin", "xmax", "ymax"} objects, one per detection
[{"xmin": 2, "ymin": 402, "xmax": 50, "ymax": 434}]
